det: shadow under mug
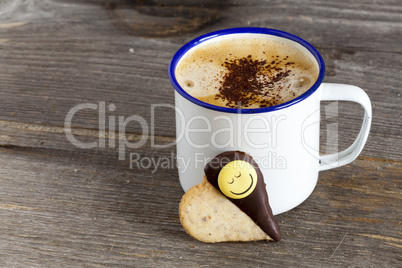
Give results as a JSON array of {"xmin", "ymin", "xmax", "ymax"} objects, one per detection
[{"xmin": 169, "ymin": 27, "xmax": 372, "ymax": 215}]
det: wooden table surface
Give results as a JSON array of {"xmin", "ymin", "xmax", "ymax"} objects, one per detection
[{"xmin": 0, "ymin": 0, "xmax": 401, "ymax": 267}]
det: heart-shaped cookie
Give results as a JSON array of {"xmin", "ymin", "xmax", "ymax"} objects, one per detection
[{"xmin": 179, "ymin": 151, "xmax": 281, "ymax": 243}]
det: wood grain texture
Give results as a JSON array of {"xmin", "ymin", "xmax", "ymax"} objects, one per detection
[
  {"xmin": 0, "ymin": 0, "xmax": 401, "ymax": 267},
  {"xmin": 0, "ymin": 147, "xmax": 400, "ymax": 267},
  {"xmin": 0, "ymin": 0, "xmax": 401, "ymax": 160}
]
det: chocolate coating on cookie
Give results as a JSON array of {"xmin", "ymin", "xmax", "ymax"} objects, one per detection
[{"xmin": 204, "ymin": 151, "xmax": 282, "ymax": 241}]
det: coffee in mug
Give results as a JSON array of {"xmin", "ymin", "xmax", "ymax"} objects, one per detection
[{"xmin": 175, "ymin": 34, "xmax": 319, "ymax": 108}]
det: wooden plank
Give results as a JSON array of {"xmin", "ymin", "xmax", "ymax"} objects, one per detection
[
  {"xmin": 0, "ymin": 49, "xmax": 400, "ymax": 160},
  {"xmin": 0, "ymin": 1, "xmax": 401, "ymax": 160},
  {"xmin": 0, "ymin": 147, "xmax": 400, "ymax": 267}
]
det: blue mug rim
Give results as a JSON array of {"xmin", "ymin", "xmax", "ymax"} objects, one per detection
[{"xmin": 168, "ymin": 27, "xmax": 325, "ymax": 114}]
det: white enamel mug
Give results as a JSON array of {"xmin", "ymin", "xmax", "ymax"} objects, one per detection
[{"xmin": 168, "ymin": 28, "xmax": 372, "ymax": 215}]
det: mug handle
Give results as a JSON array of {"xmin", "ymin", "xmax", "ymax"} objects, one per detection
[{"xmin": 319, "ymin": 83, "xmax": 372, "ymax": 171}]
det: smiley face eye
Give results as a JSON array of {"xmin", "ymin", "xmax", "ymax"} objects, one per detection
[
  {"xmin": 234, "ymin": 172, "xmax": 241, "ymax": 178},
  {"xmin": 228, "ymin": 178, "xmax": 234, "ymax": 184}
]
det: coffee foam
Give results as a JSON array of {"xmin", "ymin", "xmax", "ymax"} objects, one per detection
[{"xmin": 175, "ymin": 34, "xmax": 319, "ymax": 108}]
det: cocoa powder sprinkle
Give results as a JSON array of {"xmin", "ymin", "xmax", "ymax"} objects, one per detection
[{"xmin": 216, "ymin": 56, "xmax": 294, "ymax": 108}]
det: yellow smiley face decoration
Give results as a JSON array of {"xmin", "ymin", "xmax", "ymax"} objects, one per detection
[{"xmin": 218, "ymin": 160, "xmax": 258, "ymax": 199}]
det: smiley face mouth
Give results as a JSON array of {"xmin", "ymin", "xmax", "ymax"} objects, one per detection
[{"xmin": 230, "ymin": 174, "xmax": 254, "ymax": 196}]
